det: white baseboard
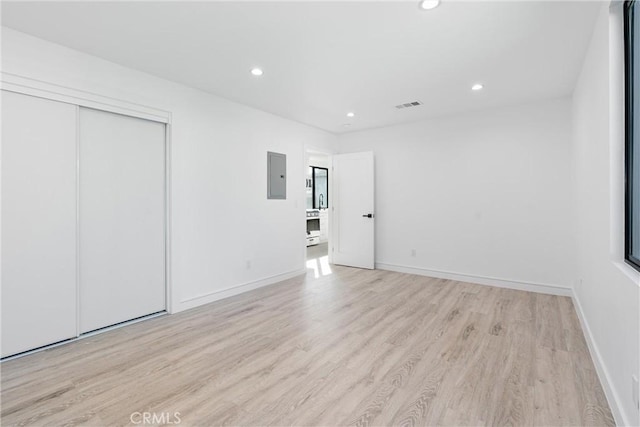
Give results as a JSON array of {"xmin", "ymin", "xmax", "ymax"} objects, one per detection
[
  {"xmin": 175, "ymin": 268, "xmax": 306, "ymax": 313},
  {"xmin": 375, "ymin": 262, "xmax": 572, "ymax": 296},
  {"xmin": 571, "ymin": 290, "xmax": 629, "ymax": 427}
]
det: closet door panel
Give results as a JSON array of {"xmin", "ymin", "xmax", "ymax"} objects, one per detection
[
  {"xmin": 79, "ymin": 108, "xmax": 165, "ymax": 333},
  {"xmin": 1, "ymin": 91, "xmax": 78, "ymax": 357}
]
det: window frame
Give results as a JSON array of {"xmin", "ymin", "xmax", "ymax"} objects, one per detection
[
  {"xmin": 310, "ymin": 166, "xmax": 329, "ymax": 210},
  {"xmin": 624, "ymin": 0, "xmax": 640, "ymax": 271}
]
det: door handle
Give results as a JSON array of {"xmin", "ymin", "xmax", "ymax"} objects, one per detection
[{"xmin": 362, "ymin": 213, "xmax": 374, "ymax": 218}]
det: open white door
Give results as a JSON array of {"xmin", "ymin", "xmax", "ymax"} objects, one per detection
[{"xmin": 332, "ymin": 152, "xmax": 375, "ymax": 269}]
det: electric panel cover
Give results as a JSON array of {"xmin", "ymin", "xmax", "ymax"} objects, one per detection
[{"xmin": 267, "ymin": 151, "xmax": 286, "ymax": 199}]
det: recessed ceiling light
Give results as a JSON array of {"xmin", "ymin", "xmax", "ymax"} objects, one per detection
[
  {"xmin": 472, "ymin": 83, "xmax": 484, "ymax": 91},
  {"xmin": 251, "ymin": 68, "xmax": 263, "ymax": 76},
  {"xmin": 343, "ymin": 124, "xmax": 352, "ymax": 128},
  {"xmin": 346, "ymin": 112, "xmax": 355, "ymax": 118},
  {"xmin": 419, "ymin": 0, "xmax": 440, "ymax": 10}
]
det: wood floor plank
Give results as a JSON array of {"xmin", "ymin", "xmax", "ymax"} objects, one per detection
[
  {"xmin": 1, "ymin": 265, "xmax": 614, "ymax": 426},
  {"xmin": 535, "ymin": 294, "xmax": 568, "ymax": 351}
]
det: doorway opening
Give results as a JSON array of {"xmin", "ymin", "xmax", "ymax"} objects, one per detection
[{"xmin": 305, "ymin": 151, "xmax": 331, "ymax": 276}]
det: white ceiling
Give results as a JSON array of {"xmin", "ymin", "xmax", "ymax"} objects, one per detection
[{"xmin": 1, "ymin": 1, "xmax": 601, "ymax": 134}]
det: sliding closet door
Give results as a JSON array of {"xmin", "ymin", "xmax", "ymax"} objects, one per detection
[
  {"xmin": 79, "ymin": 108, "xmax": 166, "ymax": 333},
  {"xmin": 1, "ymin": 91, "xmax": 78, "ymax": 357}
]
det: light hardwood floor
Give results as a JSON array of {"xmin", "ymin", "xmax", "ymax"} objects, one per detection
[
  {"xmin": 306, "ymin": 242, "xmax": 328, "ymax": 260},
  {"xmin": 1, "ymin": 266, "xmax": 614, "ymax": 426}
]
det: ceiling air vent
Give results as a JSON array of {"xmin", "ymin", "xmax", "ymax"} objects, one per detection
[{"xmin": 395, "ymin": 100, "xmax": 423, "ymax": 109}]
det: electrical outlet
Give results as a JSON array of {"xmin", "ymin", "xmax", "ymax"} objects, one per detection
[
  {"xmin": 411, "ymin": 249, "xmax": 416, "ymax": 257},
  {"xmin": 632, "ymin": 375, "xmax": 639, "ymax": 410},
  {"xmin": 246, "ymin": 260, "xmax": 252, "ymax": 270}
]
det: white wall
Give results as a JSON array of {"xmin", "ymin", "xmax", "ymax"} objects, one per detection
[
  {"xmin": 571, "ymin": 3, "xmax": 640, "ymax": 426},
  {"xmin": 308, "ymin": 152, "xmax": 330, "ymax": 169},
  {"xmin": 337, "ymin": 98, "xmax": 574, "ymax": 293},
  {"xmin": 1, "ymin": 28, "xmax": 336, "ymax": 313}
]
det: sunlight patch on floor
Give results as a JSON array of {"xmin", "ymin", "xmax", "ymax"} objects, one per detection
[{"xmin": 306, "ymin": 256, "xmax": 332, "ymax": 278}]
